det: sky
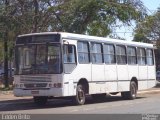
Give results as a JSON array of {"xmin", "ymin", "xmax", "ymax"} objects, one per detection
[{"xmin": 116, "ymin": 0, "xmax": 160, "ymax": 41}]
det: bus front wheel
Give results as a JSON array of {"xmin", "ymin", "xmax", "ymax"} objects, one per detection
[
  {"xmin": 73, "ymin": 84, "xmax": 86, "ymax": 105},
  {"xmin": 33, "ymin": 96, "xmax": 48, "ymax": 105},
  {"xmin": 121, "ymin": 81, "xmax": 137, "ymax": 100}
]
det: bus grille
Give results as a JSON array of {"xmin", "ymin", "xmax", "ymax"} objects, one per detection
[
  {"xmin": 20, "ymin": 75, "xmax": 52, "ymax": 83},
  {"xmin": 24, "ymin": 83, "xmax": 47, "ymax": 88}
]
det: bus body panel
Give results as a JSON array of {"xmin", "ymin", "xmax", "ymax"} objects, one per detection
[
  {"xmin": 138, "ymin": 66, "xmax": 148, "ymax": 90},
  {"xmin": 105, "ymin": 82, "xmax": 118, "ymax": 93},
  {"xmin": 138, "ymin": 81, "xmax": 148, "ymax": 90},
  {"xmin": 117, "ymin": 65, "xmax": 128, "ymax": 81},
  {"xmin": 147, "ymin": 80, "xmax": 156, "ymax": 89},
  {"xmin": 91, "ymin": 64, "xmax": 105, "ymax": 82},
  {"xmin": 117, "ymin": 65, "xmax": 129, "ymax": 91},
  {"xmin": 148, "ymin": 66, "xmax": 156, "ymax": 80},
  {"xmin": 147, "ymin": 66, "xmax": 156, "ymax": 88},
  {"xmin": 105, "ymin": 65, "xmax": 118, "ymax": 92},
  {"xmin": 117, "ymin": 81, "xmax": 130, "ymax": 92},
  {"xmin": 63, "ymin": 64, "xmax": 92, "ymax": 96},
  {"xmin": 139, "ymin": 66, "xmax": 148, "ymax": 80},
  {"xmin": 14, "ymin": 88, "xmax": 63, "ymax": 97},
  {"xmin": 14, "ymin": 32, "xmax": 156, "ymax": 99},
  {"xmin": 63, "ymin": 74, "xmax": 75, "ymax": 96},
  {"xmin": 128, "ymin": 65, "xmax": 139, "ymax": 80},
  {"xmin": 14, "ymin": 74, "xmax": 64, "ymax": 97}
]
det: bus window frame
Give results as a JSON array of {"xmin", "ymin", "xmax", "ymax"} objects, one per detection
[
  {"xmin": 77, "ymin": 41, "xmax": 90, "ymax": 64},
  {"xmin": 90, "ymin": 42, "xmax": 104, "ymax": 64},
  {"xmin": 63, "ymin": 44, "xmax": 77, "ymax": 74},
  {"xmin": 137, "ymin": 47, "xmax": 146, "ymax": 66},
  {"xmin": 127, "ymin": 46, "xmax": 137, "ymax": 65},
  {"xmin": 103, "ymin": 43, "xmax": 116, "ymax": 65},
  {"xmin": 14, "ymin": 43, "xmax": 63, "ymax": 75},
  {"xmin": 116, "ymin": 45, "xmax": 127, "ymax": 65},
  {"xmin": 146, "ymin": 48, "xmax": 154, "ymax": 66}
]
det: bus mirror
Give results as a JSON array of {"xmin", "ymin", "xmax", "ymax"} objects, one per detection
[{"xmin": 63, "ymin": 40, "xmax": 69, "ymax": 45}]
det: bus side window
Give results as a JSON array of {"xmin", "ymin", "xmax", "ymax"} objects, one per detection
[
  {"xmin": 77, "ymin": 41, "xmax": 89, "ymax": 64},
  {"xmin": 116, "ymin": 45, "xmax": 127, "ymax": 64},
  {"xmin": 63, "ymin": 44, "xmax": 76, "ymax": 73},
  {"xmin": 90, "ymin": 43, "xmax": 103, "ymax": 64},
  {"xmin": 127, "ymin": 46, "xmax": 137, "ymax": 65},
  {"xmin": 146, "ymin": 49, "xmax": 154, "ymax": 65},
  {"xmin": 63, "ymin": 45, "xmax": 76, "ymax": 64},
  {"xmin": 137, "ymin": 48, "xmax": 146, "ymax": 65}
]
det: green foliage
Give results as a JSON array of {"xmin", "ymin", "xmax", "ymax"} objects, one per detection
[
  {"xmin": 50, "ymin": 0, "xmax": 147, "ymax": 37},
  {"xmin": 0, "ymin": 42, "xmax": 4, "ymax": 63},
  {"xmin": 0, "ymin": 0, "xmax": 147, "ymax": 62},
  {"xmin": 134, "ymin": 7, "xmax": 160, "ymax": 46},
  {"xmin": 133, "ymin": 33, "xmax": 150, "ymax": 43}
]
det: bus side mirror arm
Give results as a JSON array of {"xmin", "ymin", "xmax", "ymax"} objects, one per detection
[{"xmin": 63, "ymin": 40, "xmax": 69, "ymax": 45}]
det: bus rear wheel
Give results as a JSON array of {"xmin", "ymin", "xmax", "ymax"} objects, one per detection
[
  {"xmin": 73, "ymin": 84, "xmax": 86, "ymax": 105},
  {"xmin": 33, "ymin": 96, "xmax": 48, "ymax": 105},
  {"xmin": 121, "ymin": 81, "xmax": 137, "ymax": 100}
]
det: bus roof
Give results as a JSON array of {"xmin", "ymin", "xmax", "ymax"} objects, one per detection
[{"xmin": 18, "ymin": 32, "xmax": 153, "ymax": 48}]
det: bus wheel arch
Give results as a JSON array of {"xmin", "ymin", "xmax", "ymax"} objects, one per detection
[
  {"xmin": 77, "ymin": 78, "xmax": 89, "ymax": 94},
  {"xmin": 73, "ymin": 78, "xmax": 89, "ymax": 105},
  {"xmin": 131, "ymin": 77, "xmax": 138, "ymax": 90},
  {"xmin": 121, "ymin": 77, "xmax": 138, "ymax": 100}
]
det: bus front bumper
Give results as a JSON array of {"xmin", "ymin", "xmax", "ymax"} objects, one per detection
[{"xmin": 13, "ymin": 88, "xmax": 63, "ymax": 97}]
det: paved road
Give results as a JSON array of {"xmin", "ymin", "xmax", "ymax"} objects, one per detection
[{"xmin": 0, "ymin": 89, "xmax": 160, "ymax": 114}]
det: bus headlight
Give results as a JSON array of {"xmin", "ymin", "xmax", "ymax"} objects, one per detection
[
  {"xmin": 53, "ymin": 83, "xmax": 62, "ymax": 88},
  {"xmin": 49, "ymin": 83, "xmax": 53, "ymax": 88},
  {"xmin": 14, "ymin": 84, "xmax": 23, "ymax": 88}
]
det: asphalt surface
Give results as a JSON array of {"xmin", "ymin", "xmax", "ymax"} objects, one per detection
[{"xmin": 0, "ymin": 84, "xmax": 160, "ymax": 114}]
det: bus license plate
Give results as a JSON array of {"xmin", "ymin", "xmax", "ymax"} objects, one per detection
[{"xmin": 31, "ymin": 90, "xmax": 39, "ymax": 94}]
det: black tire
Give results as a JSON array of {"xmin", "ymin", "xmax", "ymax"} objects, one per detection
[
  {"xmin": 121, "ymin": 81, "xmax": 137, "ymax": 100},
  {"xmin": 73, "ymin": 84, "xmax": 86, "ymax": 105},
  {"xmin": 33, "ymin": 96, "xmax": 48, "ymax": 105}
]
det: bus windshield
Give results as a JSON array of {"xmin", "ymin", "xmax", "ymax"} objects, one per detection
[{"xmin": 15, "ymin": 44, "xmax": 62, "ymax": 75}]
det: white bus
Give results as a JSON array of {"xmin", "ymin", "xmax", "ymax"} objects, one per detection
[{"xmin": 13, "ymin": 32, "xmax": 156, "ymax": 105}]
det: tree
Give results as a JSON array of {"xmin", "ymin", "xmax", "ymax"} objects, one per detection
[
  {"xmin": 0, "ymin": 0, "xmax": 57, "ymax": 60},
  {"xmin": 133, "ymin": 7, "xmax": 160, "ymax": 47},
  {"xmin": 0, "ymin": 0, "xmax": 148, "ymax": 87},
  {"xmin": 0, "ymin": 0, "xmax": 148, "ymax": 60},
  {"xmin": 0, "ymin": 0, "xmax": 147, "ymax": 39},
  {"xmin": 50, "ymin": 0, "xmax": 147, "ymax": 37},
  {"xmin": 0, "ymin": 0, "xmax": 148, "ymax": 58},
  {"xmin": 0, "ymin": 0, "xmax": 148, "ymax": 66},
  {"xmin": 133, "ymin": 8, "xmax": 160, "ymax": 70}
]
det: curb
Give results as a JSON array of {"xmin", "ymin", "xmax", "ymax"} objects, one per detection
[
  {"xmin": 138, "ymin": 89, "xmax": 160, "ymax": 94},
  {"xmin": 0, "ymin": 91, "xmax": 13, "ymax": 95}
]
